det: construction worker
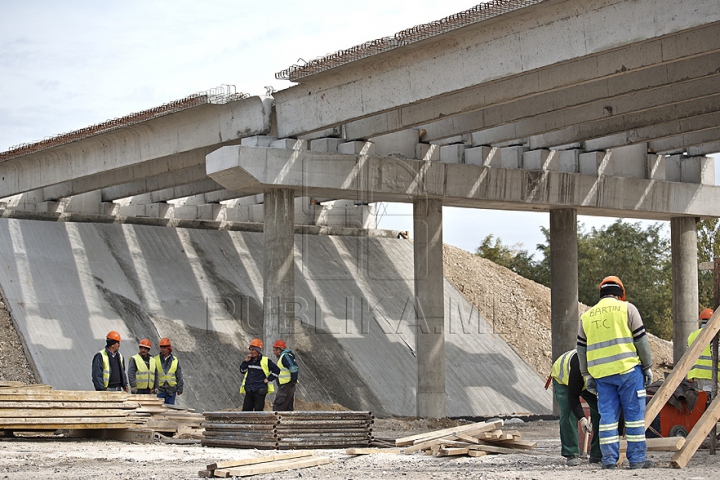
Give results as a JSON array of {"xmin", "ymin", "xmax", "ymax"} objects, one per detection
[
  {"xmin": 155, "ymin": 337, "xmax": 183, "ymax": 405},
  {"xmin": 687, "ymin": 308, "xmax": 718, "ymax": 394},
  {"xmin": 272, "ymin": 339, "xmax": 299, "ymax": 411},
  {"xmin": 551, "ymin": 349, "xmax": 601, "ymax": 465},
  {"xmin": 91, "ymin": 331, "xmax": 129, "ymax": 392},
  {"xmin": 127, "ymin": 338, "xmax": 157, "ymax": 394},
  {"xmin": 240, "ymin": 338, "xmax": 279, "ymax": 411},
  {"xmin": 577, "ymin": 276, "xmax": 653, "ymax": 470}
]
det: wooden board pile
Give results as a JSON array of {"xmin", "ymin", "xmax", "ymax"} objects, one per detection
[
  {"xmin": 0, "ymin": 382, "xmax": 204, "ymax": 441},
  {"xmin": 395, "ymin": 419, "xmax": 538, "ymax": 457},
  {"xmin": 201, "ymin": 411, "xmax": 373, "ymax": 449},
  {"xmin": 198, "ymin": 451, "xmax": 331, "ymax": 478}
]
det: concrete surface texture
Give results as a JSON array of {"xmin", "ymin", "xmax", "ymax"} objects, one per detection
[{"xmin": 0, "ymin": 218, "xmax": 552, "ymax": 416}]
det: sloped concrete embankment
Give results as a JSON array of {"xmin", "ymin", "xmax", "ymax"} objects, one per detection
[{"xmin": 0, "ymin": 218, "xmax": 551, "ymax": 416}]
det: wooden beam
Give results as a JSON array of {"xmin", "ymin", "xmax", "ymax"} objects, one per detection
[
  {"xmin": 395, "ymin": 420, "xmax": 503, "ymax": 447},
  {"xmin": 345, "ymin": 448, "xmax": 401, "ymax": 455},
  {"xmin": 434, "ymin": 447, "xmax": 470, "ymax": 456},
  {"xmin": 645, "ymin": 309, "xmax": 720, "ymax": 427},
  {"xmin": 206, "ymin": 451, "xmax": 313, "ymax": 470},
  {"xmin": 216, "ymin": 456, "xmax": 331, "ymax": 477},
  {"xmin": 670, "ymin": 393, "xmax": 720, "ymax": 468},
  {"xmin": 619, "ymin": 436, "xmax": 685, "ymax": 452}
]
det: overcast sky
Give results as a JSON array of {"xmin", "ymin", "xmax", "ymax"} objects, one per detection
[{"xmin": 1, "ymin": 1, "xmax": 717, "ymax": 255}]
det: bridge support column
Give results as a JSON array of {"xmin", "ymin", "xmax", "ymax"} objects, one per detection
[
  {"xmin": 414, "ymin": 198, "xmax": 445, "ymax": 418},
  {"xmin": 549, "ymin": 208, "xmax": 579, "ymax": 415},
  {"xmin": 263, "ymin": 188, "xmax": 295, "ymax": 355},
  {"xmin": 671, "ymin": 217, "xmax": 699, "ymax": 363}
]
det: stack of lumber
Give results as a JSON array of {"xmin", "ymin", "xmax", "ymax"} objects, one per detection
[
  {"xmin": 0, "ymin": 382, "xmax": 145, "ymax": 431},
  {"xmin": 198, "ymin": 451, "xmax": 331, "ymax": 478},
  {"xmin": 395, "ymin": 419, "xmax": 538, "ymax": 457},
  {"xmin": 201, "ymin": 411, "xmax": 374, "ymax": 449}
]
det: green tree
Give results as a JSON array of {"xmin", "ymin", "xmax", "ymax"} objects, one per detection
[{"xmin": 697, "ymin": 219, "xmax": 720, "ymax": 310}]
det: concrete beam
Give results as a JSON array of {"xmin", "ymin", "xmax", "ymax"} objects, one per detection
[
  {"xmin": 100, "ymin": 164, "xmax": 220, "ymax": 201},
  {"xmin": 396, "ymin": 51, "xmax": 720, "ymax": 143},
  {"xmin": 687, "ymin": 141, "xmax": 720, "ymax": 156},
  {"xmin": 0, "ymin": 96, "xmax": 273, "ymax": 198},
  {"xmin": 206, "ymin": 146, "xmax": 720, "ymax": 219},
  {"xmin": 274, "ymin": 0, "xmax": 720, "ymax": 137},
  {"xmin": 648, "ymin": 128, "xmax": 720, "ymax": 154},
  {"xmin": 529, "ymin": 98, "xmax": 720, "ymax": 149}
]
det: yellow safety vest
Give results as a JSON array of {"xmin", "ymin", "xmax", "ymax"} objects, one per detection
[
  {"xmin": 277, "ymin": 353, "xmax": 292, "ymax": 385},
  {"xmin": 155, "ymin": 355, "xmax": 178, "ymax": 387},
  {"xmin": 240, "ymin": 356, "xmax": 275, "ymax": 394},
  {"xmin": 687, "ymin": 328, "xmax": 720, "ymax": 380},
  {"xmin": 581, "ymin": 297, "xmax": 639, "ymax": 378},
  {"xmin": 132, "ymin": 353, "xmax": 156, "ymax": 389},
  {"xmin": 551, "ymin": 350, "xmax": 576, "ymax": 386},
  {"xmin": 99, "ymin": 349, "xmax": 124, "ymax": 389}
]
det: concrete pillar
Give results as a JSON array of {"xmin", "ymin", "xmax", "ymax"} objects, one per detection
[
  {"xmin": 549, "ymin": 209, "xmax": 579, "ymax": 415},
  {"xmin": 263, "ymin": 188, "xmax": 295, "ymax": 356},
  {"xmin": 671, "ymin": 217, "xmax": 699, "ymax": 363},
  {"xmin": 413, "ymin": 198, "xmax": 445, "ymax": 418}
]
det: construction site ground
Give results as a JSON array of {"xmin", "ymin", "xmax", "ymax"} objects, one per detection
[{"xmin": 2, "ymin": 418, "xmax": 719, "ymax": 479}]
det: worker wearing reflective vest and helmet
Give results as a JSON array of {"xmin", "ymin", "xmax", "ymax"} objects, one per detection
[
  {"xmin": 272, "ymin": 339, "xmax": 299, "ymax": 411},
  {"xmin": 687, "ymin": 308, "xmax": 718, "ymax": 393},
  {"xmin": 91, "ymin": 331, "xmax": 129, "ymax": 392},
  {"xmin": 240, "ymin": 338, "xmax": 280, "ymax": 411},
  {"xmin": 155, "ymin": 338, "xmax": 183, "ymax": 405},
  {"xmin": 577, "ymin": 276, "xmax": 653, "ymax": 470},
  {"xmin": 550, "ymin": 349, "xmax": 601, "ymax": 465},
  {"xmin": 128, "ymin": 338, "xmax": 157, "ymax": 394}
]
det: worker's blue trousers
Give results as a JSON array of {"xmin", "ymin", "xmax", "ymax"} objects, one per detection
[{"xmin": 596, "ymin": 365, "xmax": 646, "ymax": 466}]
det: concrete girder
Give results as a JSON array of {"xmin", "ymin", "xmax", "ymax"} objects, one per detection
[
  {"xmin": 687, "ymin": 141, "xmax": 720, "ymax": 156},
  {"xmin": 206, "ymin": 146, "xmax": 720, "ymax": 220},
  {"xmin": 356, "ymin": 46, "xmax": 720, "ymax": 143},
  {"xmin": 470, "ymin": 79, "xmax": 720, "ymax": 147},
  {"xmin": 40, "ymin": 147, "xmax": 213, "ymax": 201},
  {"xmin": 648, "ymin": 128, "xmax": 720, "ymax": 154},
  {"xmin": 528, "ymin": 97, "xmax": 720, "ymax": 150},
  {"xmin": 0, "ymin": 96, "xmax": 273, "ymax": 198},
  {"xmin": 273, "ymin": 0, "xmax": 720, "ymax": 138},
  {"xmin": 100, "ymin": 164, "xmax": 220, "ymax": 202}
]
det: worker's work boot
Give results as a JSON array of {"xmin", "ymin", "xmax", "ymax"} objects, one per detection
[
  {"xmin": 566, "ymin": 455, "xmax": 583, "ymax": 466},
  {"xmin": 602, "ymin": 463, "xmax": 616, "ymax": 469},
  {"xmin": 629, "ymin": 460, "xmax": 654, "ymax": 469},
  {"xmin": 588, "ymin": 456, "xmax": 602, "ymax": 464}
]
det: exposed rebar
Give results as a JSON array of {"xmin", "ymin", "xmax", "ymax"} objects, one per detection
[{"xmin": 275, "ymin": 0, "xmax": 545, "ymax": 82}]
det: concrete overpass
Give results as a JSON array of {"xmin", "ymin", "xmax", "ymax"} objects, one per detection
[{"xmin": 1, "ymin": 0, "xmax": 719, "ymax": 417}]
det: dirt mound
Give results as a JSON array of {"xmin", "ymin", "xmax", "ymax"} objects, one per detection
[
  {"xmin": 443, "ymin": 244, "xmax": 674, "ymax": 378},
  {"xmin": 0, "ymin": 298, "xmax": 37, "ymax": 384}
]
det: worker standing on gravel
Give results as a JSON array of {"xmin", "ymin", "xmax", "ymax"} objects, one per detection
[
  {"xmin": 577, "ymin": 276, "xmax": 653, "ymax": 470},
  {"xmin": 128, "ymin": 338, "xmax": 157, "ymax": 394},
  {"xmin": 550, "ymin": 349, "xmax": 601, "ymax": 466},
  {"xmin": 687, "ymin": 308, "xmax": 718, "ymax": 394},
  {"xmin": 91, "ymin": 331, "xmax": 129, "ymax": 392},
  {"xmin": 155, "ymin": 337, "xmax": 183, "ymax": 405},
  {"xmin": 240, "ymin": 338, "xmax": 280, "ymax": 411},
  {"xmin": 272, "ymin": 339, "xmax": 299, "ymax": 411}
]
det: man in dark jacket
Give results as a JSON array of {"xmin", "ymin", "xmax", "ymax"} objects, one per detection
[
  {"xmin": 240, "ymin": 338, "xmax": 280, "ymax": 411},
  {"xmin": 91, "ymin": 331, "xmax": 129, "ymax": 392},
  {"xmin": 272, "ymin": 339, "xmax": 299, "ymax": 411}
]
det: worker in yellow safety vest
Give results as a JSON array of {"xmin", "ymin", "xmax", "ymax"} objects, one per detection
[
  {"xmin": 128, "ymin": 338, "xmax": 157, "ymax": 394},
  {"xmin": 155, "ymin": 337, "xmax": 183, "ymax": 405},
  {"xmin": 91, "ymin": 331, "xmax": 129, "ymax": 392},
  {"xmin": 687, "ymin": 308, "xmax": 719, "ymax": 394},
  {"xmin": 272, "ymin": 339, "xmax": 299, "ymax": 411},
  {"xmin": 577, "ymin": 276, "xmax": 653, "ymax": 470},
  {"xmin": 240, "ymin": 338, "xmax": 280, "ymax": 411}
]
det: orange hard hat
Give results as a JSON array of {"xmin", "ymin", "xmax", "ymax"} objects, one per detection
[
  {"xmin": 138, "ymin": 338, "xmax": 152, "ymax": 349},
  {"xmin": 599, "ymin": 276, "xmax": 626, "ymax": 301},
  {"xmin": 700, "ymin": 308, "xmax": 714, "ymax": 321},
  {"xmin": 273, "ymin": 340, "xmax": 287, "ymax": 350},
  {"xmin": 106, "ymin": 331, "xmax": 121, "ymax": 342},
  {"xmin": 159, "ymin": 337, "xmax": 172, "ymax": 348},
  {"xmin": 249, "ymin": 338, "xmax": 263, "ymax": 349}
]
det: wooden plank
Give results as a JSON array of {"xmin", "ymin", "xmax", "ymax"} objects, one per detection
[
  {"xmin": 345, "ymin": 448, "xmax": 401, "ymax": 455},
  {"xmin": 0, "ymin": 392, "xmax": 128, "ymax": 402},
  {"xmin": 3, "ymin": 422, "xmax": 132, "ymax": 430},
  {"xmin": 486, "ymin": 439, "xmax": 537, "ymax": 450},
  {"xmin": 220, "ymin": 455, "xmax": 331, "ymax": 477},
  {"xmin": 396, "ymin": 420, "xmax": 503, "ymax": 447},
  {"xmin": 671, "ymin": 393, "xmax": 720, "ymax": 468},
  {"xmin": 467, "ymin": 444, "xmax": 536, "ymax": 455},
  {"xmin": 467, "ymin": 450, "xmax": 488, "ymax": 457},
  {"xmin": 403, "ymin": 437, "xmax": 465, "ymax": 454},
  {"xmin": 0, "ymin": 416, "xmax": 129, "ymax": 425},
  {"xmin": 646, "ymin": 309, "xmax": 720, "ymax": 427},
  {"xmin": 206, "ymin": 451, "xmax": 313, "ymax": 470},
  {"xmin": 434, "ymin": 447, "xmax": 469, "ymax": 456},
  {"xmin": 454, "ymin": 433, "xmax": 481, "ymax": 444},
  {"xmin": 0, "ymin": 401, "xmax": 135, "ymax": 409},
  {"xmin": 0, "ymin": 409, "xmax": 129, "ymax": 418},
  {"xmin": 617, "ymin": 436, "xmax": 685, "ymax": 453}
]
